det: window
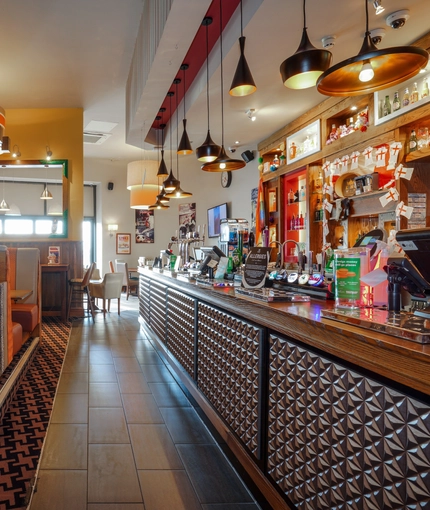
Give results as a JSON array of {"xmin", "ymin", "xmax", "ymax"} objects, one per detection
[
  {"xmin": 4, "ymin": 219, "xmax": 33, "ymax": 235},
  {"xmin": 35, "ymin": 219, "xmax": 64, "ymax": 235}
]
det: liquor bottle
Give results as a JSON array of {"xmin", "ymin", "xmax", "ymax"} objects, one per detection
[
  {"xmin": 288, "ymin": 188, "xmax": 295, "ymax": 204},
  {"xmin": 315, "ymin": 199, "xmax": 322, "ymax": 221},
  {"xmin": 299, "ymin": 213, "xmax": 304, "ymax": 229},
  {"xmin": 411, "ymin": 82, "xmax": 419, "ymax": 104},
  {"xmin": 290, "ymin": 214, "xmax": 295, "ymax": 231},
  {"xmin": 314, "ymin": 171, "xmax": 323, "ymax": 193},
  {"xmin": 422, "ymin": 77, "xmax": 429, "ymax": 99},
  {"xmin": 409, "ymin": 129, "xmax": 418, "ymax": 152},
  {"xmin": 402, "ymin": 88, "xmax": 410, "ymax": 107},
  {"xmin": 382, "ymin": 95, "xmax": 391, "ymax": 116},
  {"xmin": 299, "ymin": 185, "xmax": 306, "ymax": 202},
  {"xmin": 295, "ymin": 215, "xmax": 300, "ymax": 230},
  {"xmin": 392, "ymin": 91, "xmax": 401, "ymax": 112}
]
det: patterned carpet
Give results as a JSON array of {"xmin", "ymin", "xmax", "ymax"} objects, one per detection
[{"xmin": 0, "ymin": 318, "xmax": 70, "ymax": 510}]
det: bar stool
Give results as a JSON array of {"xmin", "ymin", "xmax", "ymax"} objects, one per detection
[{"xmin": 67, "ymin": 262, "xmax": 96, "ymax": 321}]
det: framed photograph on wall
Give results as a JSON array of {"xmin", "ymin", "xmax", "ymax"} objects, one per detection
[
  {"xmin": 135, "ymin": 209, "xmax": 154, "ymax": 243},
  {"xmin": 116, "ymin": 233, "xmax": 131, "ymax": 254},
  {"xmin": 179, "ymin": 203, "xmax": 196, "ymax": 238}
]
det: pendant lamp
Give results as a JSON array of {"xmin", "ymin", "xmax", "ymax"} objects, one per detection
[
  {"xmin": 202, "ymin": 0, "xmax": 246, "ymax": 172},
  {"xmin": 316, "ymin": 0, "xmax": 429, "ymax": 96},
  {"xmin": 0, "ymin": 169, "xmax": 9, "ymax": 211},
  {"xmin": 177, "ymin": 64, "xmax": 193, "ymax": 155},
  {"xmin": 280, "ymin": 0, "xmax": 332, "ymax": 89},
  {"xmin": 40, "ymin": 165, "xmax": 53, "ymax": 199},
  {"xmin": 166, "ymin": 78, "xmax": 192, "ymax": 198},
  {"xmin": 157, "ymin": 108, "xmax": 168, "ymax": 177},
  {"xmin": 149, "ymin": 130, "xmax": 170, "ymax": 210},
  {"xmin": 163, "ymin": 91, "xmax": 180, "ymax": 192},
  {"xmin": 229, "ymin": 0, "xmax": 256, "ymax": 96},
  {"xmin": 196, "ymin": 17, "xmax": 221, "ymax": 163}
]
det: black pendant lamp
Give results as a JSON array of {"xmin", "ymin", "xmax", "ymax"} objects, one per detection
[
  {"xmin": 157, "ymin": 108, "xmax": 168, "ymax": 177},
  {"xmin": 167, "ymin": 78, "xmax": 192, "ymax": 198},
  {"xmin": 280, "ymin": 0, "xmax": 332, "ymax": 89},
  {"xmin": 149, "ymin": 130, "xmax": 169, "ymax": 210},
  {"xmin": 163, "ymin": 91, "xmax": 180, "ymax": 192},
  {"xmin": 202, "ymin": 0, "xmax": 246, "ymax": 172},
  {"xmin": 317, "ymin": 0, "xmax": 429, "ymax": 96},
  {"xmin": 156, "ymin": 126, "xmax": 169, "ymax": 204},
  {"xmin": 177, "ymin": 64, "xmax": 193, "ymax": 155},
  {"xmin": 229, "ymin": 0, "xmax": 256, "ymax": 97},
  {"xmin": 196, "ymin": 17, "xmax": 221, "ymax": 163}
]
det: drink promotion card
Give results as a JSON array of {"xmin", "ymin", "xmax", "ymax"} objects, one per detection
[{"xmin": 242, "ymin": 247, "xmax": 271, "ymax": 289}]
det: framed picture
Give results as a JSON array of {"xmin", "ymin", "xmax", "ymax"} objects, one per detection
[
  {"xmin": 179, "ymin": 203, "xmax": 196, "ymax": 238},
  {"xmin": 135, "ymin": 209, "xmax": 154, "ymax": 243},
  {"xmin": 116, "ymin": 233, "xmax": 131, "ymax": 254},
  {"xmin": 48, "ymin": 246, "xmax": 60, "ymax": 264}
]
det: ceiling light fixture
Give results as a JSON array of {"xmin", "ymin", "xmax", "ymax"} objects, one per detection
[
  {"xmin": 246, "ymin": 109, "xmax": 256, "ymax": 121},
  {"xmin": 163, "ymin": 91, "xmax": 180, "ymax": 191},
  {"xmin": 196, "ymin": 17, "xmax": 221, "ymax": 163},
  {"xmin": 46, "ymin": 146, "xmax": 52, "ymax": 161},
  {"xmin": 373, "ymin": 0, "xmax": 384, "ymax": 15},
  {"xmin": 229, "ymin": 0, "xmax": 256, "ymax": 97},
  {"xmin": 40, "ymin": 165, "xmax": 53, "ymax": 200},
  {"xmin": 317, "ymin": 0, "xmax": 429, "ymax": 96},
  {"xmin": 0, "ymin": 169, "xmax": 9, "ymax": 211},
  {"xmin": 149, "ymin": 129, "xmax": 169, "ymax": 210},
  {"xmin": 202, "ymin": 0, "xmax": 246, "ymax": 172},
  {"xmin": 280, "ymin": 0, "xmax": 332, "ymax": 89},
  {"xmin": 177, "ymin": 64, "xmax": 193, "ymax": 155},
  {"xmin": 12, "ymin": 145, "xmax": 21, "ymax": 158},
  {"xmin": 157, "ymin": 108, "xmax": 168, "ymax": 177}
]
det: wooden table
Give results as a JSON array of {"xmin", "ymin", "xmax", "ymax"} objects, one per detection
[
  {"xmin": 10, "ymin": 289, "xmax": 33, "ymax": 303},
  {"xmin": 41, "ymin": 263, "xmax": 69, "ymax": 321}
]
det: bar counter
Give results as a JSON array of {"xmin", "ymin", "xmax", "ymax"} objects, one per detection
[{"xmin": 137, "ymin": 267, "xmax": 430, "ymax": 510}]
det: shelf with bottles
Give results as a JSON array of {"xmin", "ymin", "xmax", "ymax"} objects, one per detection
[
  {"xmin": 374, "ymin": 65, "xmax": 430, "ymax": 126},
  {"xmin": 405, "ymin": 124, "xmax": 430, "ymax": 162},
  {"xmin": 325, "ymin": 97, "xmax": 369, "ymax": 147},
  {"xmin": 260, "ymin": 144, "xmax": 286, "ymax": 175},
  {"xmin": 286, "ymin": 120, "xmax": 320, "ymax": 165}
]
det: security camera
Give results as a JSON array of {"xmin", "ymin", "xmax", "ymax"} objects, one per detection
[
  {"xmin": 386, "ymin": 10, "xmax": 409, "ymax": 30},
  {"xmin": 228, "ymin": 146, "xmax": 236, "ymax": 153},
  {"xmin": 369, "ymin": 28, "xmax": 386, "ymax": 45}
]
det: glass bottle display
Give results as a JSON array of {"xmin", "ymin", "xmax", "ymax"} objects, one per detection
[
  {"xmin": 392, "ymin": 91, "xmax": 401, "ymax": 112},
  {"xmin": 411, "ymin": 82, "xmax": 419, "ymax": 104},
  {"xmin": 402, "ymin": 87, "xmax": 410, "ymax": 107},
  {"xmin": 409, "ymin": 129, "xmax": 418, "ymax": 152},
  {"xmin": 382, "ymin": 95, "xmax": 391, "ymax": 116},
  {"xmin": 422, "ymin": 78, "xmax": 429, "ymax": 99}
]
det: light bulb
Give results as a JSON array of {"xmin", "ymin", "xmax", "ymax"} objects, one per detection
[
  {"xmin": 220, "ymin": 162, "xmax": 226, "ymax": 169},
  {"xmin": 359, "ymin": 60, "xmax": 374, "ymax": 82}
]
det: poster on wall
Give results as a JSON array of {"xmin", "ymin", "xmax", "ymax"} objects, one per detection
[
  {"xmin": 251, "ymin": 187, "xmax": 258, "ymax": 231},
  {"xmin": 135, "ymin": 209, "xmax": 154, "ymax": 243},
  {"xmin": 179, "ymin": 203, "xmax": 196, "ymax": 238}
]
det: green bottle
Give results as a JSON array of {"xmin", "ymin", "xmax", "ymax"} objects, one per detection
[{"xmin": 392, "ymin": 91, "xmax": 401, "ymax": 112}]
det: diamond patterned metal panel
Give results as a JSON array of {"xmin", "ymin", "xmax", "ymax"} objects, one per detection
[
  {"xmin": 149, "ymin": 281, "xmax": 167, "ymax": 344},
  {"xmin": 267, "ymin": 333, "xmax": 430, "ymax": 510},
  {"xmin": 166, "ymin": 289, "xmax": 195, "ymax": 379},
  {"xmin": 197, "ymin": 302, "xmax": 261, "ymax": 458},
  {"xmin": 139, "ymin": 276, "xmax": 150, "ymax": 325}
]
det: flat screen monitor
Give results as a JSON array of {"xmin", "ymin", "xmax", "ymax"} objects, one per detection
[
  {"xmin": 207, "ymin": 203, "xmax": 228, "ymax": 238},
  {"xmin": 396, "ymin": 228, "xmax": 430, "ymax": 287},
  {"xmin": 200, "ymin": 245, "xmax": 226, "ymax": 262}
]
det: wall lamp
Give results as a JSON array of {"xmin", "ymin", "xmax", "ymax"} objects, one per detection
[
  {"xmin": 108, "ymin": 224, "xmax": 118, "ymax": 237},
  {"xmin": 46, "ymin": 146, "xmax": 52, "ymax": 161},
  {"xmin": 12, "ymin": 145, "xmax": 21, "ymax": 158},
  {"xmin": 246, "ymin": 109, "xmax": 256, "ymax": 121}
]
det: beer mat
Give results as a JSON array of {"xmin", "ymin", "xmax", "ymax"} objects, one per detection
[
  {"xmin": 321, "ymin": 307, "xmax": 430, "ymax": 344},
  {"xmin": 235, "ymin": 288, "xmax": 310, "ymax": 303}
]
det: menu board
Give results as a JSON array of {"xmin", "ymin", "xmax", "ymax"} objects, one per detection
[{"xmin": 242, "ymin": 247, "xmax": 271, "ymax": 289}]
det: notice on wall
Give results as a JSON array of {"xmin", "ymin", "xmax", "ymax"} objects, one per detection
[
  {"xmin": 408, "ymin": 193, "xmax": 427, "ymax": 229},
  {"xmin": 242, "ymin": 247, "xmax": 271, "ymax": 289}
]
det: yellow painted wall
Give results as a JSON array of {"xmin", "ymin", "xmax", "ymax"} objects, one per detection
[{"xmin": 0, "ymin": 108, "xmax": 83, "ymax": 240}]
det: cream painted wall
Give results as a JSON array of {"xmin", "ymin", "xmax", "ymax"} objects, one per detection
[{"xmin": 85, "ymin": 152, "xmax": 260, "ymax": 275}]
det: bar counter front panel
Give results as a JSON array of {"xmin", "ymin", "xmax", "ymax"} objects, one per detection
[{"xmin": 138, "ymin": 269, "xmax": 430, "ymax": 510}]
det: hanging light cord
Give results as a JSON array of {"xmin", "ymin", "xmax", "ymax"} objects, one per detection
[
  {"xmin": 303, "ymin": 0, "xmax": 307, "ymax": 30},
  {"xmin": 176, "ymin": 81, "xmax": 180, "ymax": 180},
  {"xmin": 183, "ymin": 68, "xmax": 186, "ymax": 121},
  {"xmin": 219, "ymin": 0, "xmax": 225, "ymax": 147},
  {"xmin": 205, "ymin": 22, "xmax": 211, "ymax": 132},
  {"xmin": 240, "ymin": 0, "xmax": 243, "ymax": 37},
  {"xmin": 169, "ymin": 93, "xmax": 173, "ymax": 170},
  {"xmin": 365, "ymin": 0, "xmax": 369, "ymax": 35}
]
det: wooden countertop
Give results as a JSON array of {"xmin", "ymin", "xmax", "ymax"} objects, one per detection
[{"xmin": 139, "ymin": 267, "xmax": 430, "ymax": 396}]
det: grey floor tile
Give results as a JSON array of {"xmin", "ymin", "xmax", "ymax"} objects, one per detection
[
  {"xmin": 30, "ymin": 470, "xmax": 87, "ymax": 510},
  {"xmin": 89, "ymin": 363, "xmax": 118, "ymax": 382},
  {"xmin": 160, "ymin": 407, "xmax": 215, "ymax": 444},
  {"xmin": 117, "ymin": 372, "xmax": 150, "ymax": 394},
  {"xmin": 89, "ymin": 382, "xmax": 122, "ymax": 407},
  {"xmin": 50, "ymin": 393, "xmax": 88, "ymax": 424},
  {"xmin": 90, "ymin": 349, "xmax": 114, "ymax": 364},
  {"xmin": 135, "ymin": 349, "xmax": 163, "ymax": 365},
  {"xmin": 113, "ymin": 357, "xmax": 142, "ymax": 373},
  {"xmin": 122, "ymin": 393, "xmax": 164, "ymax": 423},
  {"xmin": 88, "ymin": 444, "xmax": 142, "ymax": 503},
  {"xmin": 148, "ymin": 382, "xmax": 191, "ymax": 408},
  {"xmin": 177, "ymin": 444, "xmax": 254, "ymax": 505},
  {"xmin": 137, "ymin": 470, "xmax": 202, "ymax": 510},
  {"xmin": 56, "ymin": 372, "xmax": 89, "ymax": 394},
  {"xmin": 39, "ymin": 424, "xmax": 87, "ymax": 469},
  {"xmin": 128, "ymin": 424, "xmax": 183, "ymax": 469},
  {"xmin": 89, "ymin": 407, "xmax": 130, "ymax": 443},
  {"xmin": 140, "ymin": 364, "xmax": 177, "ymax": 383},
  {"xmin": 61, "ymin": 355, "xmax": 89, "ymax": 373}
]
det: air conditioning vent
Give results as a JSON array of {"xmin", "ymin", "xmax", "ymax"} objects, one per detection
[{"xmin": 83, "ymin": 131, "xmax": 111, "ymax": 145}]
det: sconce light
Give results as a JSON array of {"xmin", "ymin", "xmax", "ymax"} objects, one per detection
[
  {"xmin": 46, "ymin": 146, "xmax": 52, "ymax": 161},
  {"xmin": 108, "ymin": 224, "xmax": 118, "ymax": 237},
  {"xmin": 246, "ymin": 109, "xmax": 256, "ymax": 121},
  {"xmin": 373, "ymin": 0, "xmax": 384, "ymax": 15},
  {"xmin": 12, "ymin": 145, "xmax": 21, "ymax": 158}
]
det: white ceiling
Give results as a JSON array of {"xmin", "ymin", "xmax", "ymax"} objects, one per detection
[{"xmin": 1, "ymin": 0, "xmax": 430, "ymax": 164}]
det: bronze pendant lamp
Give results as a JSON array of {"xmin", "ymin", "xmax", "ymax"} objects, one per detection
[
  {"xmin": 162, "ymin": 91, "xmax": 180, "ymax": 192},
  {"xmin": 316, "ymin": 0, "xmax": 429, "ymax": 96},
  {"xmin": 280, "ymin": 0, "xmax": 332, "ymax": 89},
  {"xmin": 166, "ymin": 78, "xmax": 192, "ymax": 198},
  {"xmin": 229, "ymin": 0, "xmax": 256, "ymax": 97},
  {"xmin": 202, "ymin": 0, "xmax": 246, "ymax": 172},
  {"xmin": 157, "ymin": 108, "xmax": 168, "ymax": 177},
  {"xmin": 196, "ymin": 16, "xmax": 221, "ymax": 163},
  {"xmin": 149, "ymin": 128, "xmax": 169, "ymax": 210},
  {"xmin": 177, "ymin": 64, "xmax": 193, "ymax": 155}
]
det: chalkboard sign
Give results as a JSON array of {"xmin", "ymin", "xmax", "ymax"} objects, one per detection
[{"xmin": 242, "ymin": 247, "xmax": 271, "ymax": 289}]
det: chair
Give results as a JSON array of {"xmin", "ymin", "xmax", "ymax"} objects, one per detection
[
  {"xmin": 67, "ymin": 262, "xmax": 96, "ymax": 321},
  {"xmin": 109, "ymin": 260, "xmax": 115, "ymax": 273},
  {"xmin": 89, "ymin": 272, "xmax": 123, "ymax": 318},
  {"xmin": 115, "ymin": 261, "xmax": 138, "ymax": 300}
]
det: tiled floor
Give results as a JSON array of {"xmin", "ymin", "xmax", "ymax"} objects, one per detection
[{"xmin": 29, "ymin": 296, "xmax": 261, "ymax": 510}]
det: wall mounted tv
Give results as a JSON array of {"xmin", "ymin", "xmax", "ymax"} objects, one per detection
[{"xmin": 207, "ymin": 203, "xmax": 228, "ymax": 238}]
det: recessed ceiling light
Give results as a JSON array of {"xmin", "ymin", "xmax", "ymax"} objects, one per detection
[{"xmin": 351, "ymin": 106, "xmax": 358, "ymax": 111}]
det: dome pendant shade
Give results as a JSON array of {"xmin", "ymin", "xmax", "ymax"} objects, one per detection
[
  {"xmin": 0, "ymin": 199, "xmax": 10, "ymax": 211},
  {"xmin": 178, "ymin": 119, "xmax": 193, "ymax": 155},
  {"xmin": 40, "ymin": 187, "xmax": 53, "ymax": 199},
  {"xmin": 159, "ymin": 188, "xmax": 170, "ymax": 204},
  {"xmin": 163, "ymin": 170, "xmax": 179, "ymax": 192},
  {"xmin": 157, "ymin": 150, "xmax": 169, "ymax": 176},
  {"xmin": 196, "ymin": 130, "xmax": 221, "ymax": 162},
  {"xmin": 229, "ymin": 37, "xmax": 257, "ymax": 97},
  {"xmin": 201, "ymin": 145, "xmax": 246, "ymax": 172},
  {"xmin": 317, "ymin": 34, "xmax": 429, "ymax": 96},
  {"xmin": 148, "ymin": 196, "xmax": 170, "ymax": 210},
  {"xmin": 280, "ymin": 28, "xmax": 332, "ymax": 89},
  {"xmin": 165, "ymin": 184, "xmax": 193, "ymax": 199},
  {"xmin": 129, "ymin": 184, "xmax": 159, "ymax": 209}
]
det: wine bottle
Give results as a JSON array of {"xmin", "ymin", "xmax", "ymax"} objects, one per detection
[
  {"xmin": 409, "ymin": 129, "xmax": 418, "ymax": 152},
  {"xmin": 392, "ymin": 91, "xmax": 401, "ymax": 112}
]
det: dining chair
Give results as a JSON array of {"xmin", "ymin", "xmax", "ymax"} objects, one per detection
[
  {"xmin": 89, "ymin": 272, "xmax": 123, "ymax": 318},
  {"xmin": 67, "ymin": 262, "xmax": 96, "ymax": 321},
  {"xmin": 115, "ymin": 261, "xmax": 138, "ymax": 300}
]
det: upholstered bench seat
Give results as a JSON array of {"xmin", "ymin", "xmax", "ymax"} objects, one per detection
[
  {"xmin": 12, "ymin": 322, "xmax": 23, "ymax": 355},
  {"xmin": 11, "ymin": 303, "xmax": 39, "ymax": 335}
]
